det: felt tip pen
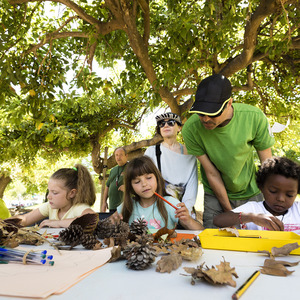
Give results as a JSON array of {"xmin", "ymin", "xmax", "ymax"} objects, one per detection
[{"xmin": 232, "ymin": 270, "xmax": 260, "ymax": 300}]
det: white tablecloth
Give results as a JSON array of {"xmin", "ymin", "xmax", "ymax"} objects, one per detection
[{"xmin": 1, "ymin": 229, "xmax": 299, "ymax": 300}]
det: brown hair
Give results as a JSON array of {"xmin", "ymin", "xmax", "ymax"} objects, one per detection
[
  {"xmin": 121, "ymin": 156, "xmax": 169, "ymax": 225},
  {"xmin": 50, "ymin": 164, "xmax": 96, "ymax": 206}
]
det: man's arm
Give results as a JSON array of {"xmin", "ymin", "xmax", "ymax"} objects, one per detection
[
  {"xmin": 101, "ymin": 185, "xmax": 109, "ymax": 212},
  {"xmin": 197, "ymin": 154, "xmax": 232, "ymax": 212},
  {"xmin": 257, "ymin": 148, "xmax": 272, "ymax": 163}
]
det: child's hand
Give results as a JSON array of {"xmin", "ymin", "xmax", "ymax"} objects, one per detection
[
  {"xmin": 175, "ymin": 203, "xmax": 204, "ymax": 230},
  {"xmin": 110, "ymin": 211, "xmax": 123, "ymax": 225},
  {"xmin": 252, "ymin": 214, "xmax": 284, "ymax": 231},
  {"xmin": 39, "ymin": 219, "xmax": 62, "ymax": 228},
  {"xmin": 175, "ymin": 203, "xmax": 190, "ymax": 222}
]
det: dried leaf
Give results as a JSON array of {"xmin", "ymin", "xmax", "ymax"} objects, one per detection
[
  {"xmin": 260, "ymin": 266, "xmax": 294, "ymax": 276},
  {"xmin": 153, "ymin": 245, "xmax": 170, "ymax": 255},
  {"xmin": 260, "ymin": 258, "xmax": 297, "ymax": 276},
  {"xmin": 103, "ymin": 237, "xmax": 115, "ymax": 248},
  {"xmin": 183, "ymin": 265, "xmax": 206, "ymax": 284},
  {"xmin": 219, "ymin": 227, "xmax": 239, "ymax": 237},
  {"xmin": 70, "ymin": 213, "xmax": 99, "ymax": 234},
  {"xmin": 180, "ymin": 247, "xmax": 203, "ymax": 261},
  {"xmin": 108, "ymin": 246, "xmax": 122, "ymax": 262},
  {"xmin": 183, "ymin": 259, "xmax": 238, "ymax": 287},
  {"xmin": 203, "ymin": 259, "xmax": 238, "ymax": 287},
  {"xmin": 92, "ymin": 241, "xmax": 103, "ymax": 250},
  {"xmin": 156, "ymin": 253, "xmax": 182, "ymax": 273},
  {"xmin": 263, "ymin": 258, "xmax": 299, "ymax": 268},
  {"xmin": 153, "ymin": 227, "xmax": 176, "ymax": 242},
  {"xmin": 271, "ymin": 243, "xmax": 300, "ymax": 257},
  {"xmin": 258, "ymin": 242, "xmax": 300, "ymax": 258}
]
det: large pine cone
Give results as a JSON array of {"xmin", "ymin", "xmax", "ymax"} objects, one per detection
[
  {"xmin": 95, "ymin": 218, "xmax": 116, "ymax": 239},
  {"xmin": 123, "ymin": 236, "xmax": 157, "ymax": 270},
  {"xmin": 81, "ymin": 234, "xmax": 99, "ymax": 250},
  {"xmin": 130, "ymin": 218, "xmax": 148, "ymax": 236},
  {"xmin": 59, "ymin": 224, "xmax": 84, "ymax": 245}
]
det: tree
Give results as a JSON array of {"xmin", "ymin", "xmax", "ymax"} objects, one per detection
[{"xmin": 0, "ymin": 0, "xmax": 299, "ymax": 195}]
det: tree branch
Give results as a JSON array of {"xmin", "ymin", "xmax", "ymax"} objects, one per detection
[
  {"xmin": 24, "ymin": 31, "xmax": 88, "ymax": 55},
  {"xmin": 221, "ymin": 0, "xmax": 282, "ymax": 77},
  {"xmin": 138, "ymin": 0, "xmax": 150, "ymax": 46}
]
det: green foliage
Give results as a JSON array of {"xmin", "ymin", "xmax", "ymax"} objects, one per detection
[{"xmin": 0, "ymin": 0, "xmax": 299, "ymax": 195}]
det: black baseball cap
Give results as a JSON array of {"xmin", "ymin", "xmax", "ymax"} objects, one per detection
[{"xmin": 190, "ymin": 74, "xmax": 232, "ymax": 116}]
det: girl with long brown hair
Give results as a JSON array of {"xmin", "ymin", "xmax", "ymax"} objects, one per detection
[{"xmin": 112, "ymin": 156, "xmax": 202, "ymax": 230}]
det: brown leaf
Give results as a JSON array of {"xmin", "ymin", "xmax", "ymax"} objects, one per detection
[
  {"xmin": 263, "ymin": 258, "xmax": 299, "ymax": 268},
  {"xmin": 108, "ymin": 246, "xmax": 122, "ymax": 262},
  {"xmin": 183, "ymin": 259, "xmax": 238, "ymax": 287},
  {"xmin": 260, "ymin": 265, "xmax": 294, "ymax": 276},
  {"xmin": 153, "ymin": 245, "xmax": 170, "ymax": 255},
  {"xmin": 156, "ymin": 253, "xmax": 182, "ymax": 273},
  {"xmin": 258, "ymin": 242, "xmax": 300, "ymax": 258},
  {"xmin": 271, "ymin": 243, "xmax": 300, "ymax": 257},
  {"xmin": 92, "ymin": 241, "xmax": 103, "ymax": 250},
  {"xmin": 260, "ymin": 258, "xmax": 297, "ymax": 276},
  {"xmin": 153, "ymin": 226, "xmax": 176, "ymax": 242},
  {"xmin": 203, "ymin": 259, "xmax": 238, "ymax": 287},
  {"xmin": 103, "ymin": 237, "xmax": 115, "ymax": 248},
  {"xmin": 180, "ymin": 247, "xmax": 203, "ymax": 261},
  {"xmin": 70, "ymin": 213, "xmax": 99, "ymax": 234}
]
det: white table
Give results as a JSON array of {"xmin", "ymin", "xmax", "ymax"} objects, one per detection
[{"xmin": 1, "ymin": 229, "xmax": 299, "ymax": 300}]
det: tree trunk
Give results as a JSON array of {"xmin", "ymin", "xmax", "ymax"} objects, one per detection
[{"xmin": 0, "ymin": 175, "xmax": 12, "ymax": 199}]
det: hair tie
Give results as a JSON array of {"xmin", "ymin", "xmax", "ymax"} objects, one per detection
[{"xmin": 72, "ymin": 167, "xmax": 77, "ymax": 171}]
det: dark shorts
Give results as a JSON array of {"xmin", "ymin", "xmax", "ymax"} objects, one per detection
[{"xmin": 203, "ymin": 192, "xmax": 264, "ymax": 228}]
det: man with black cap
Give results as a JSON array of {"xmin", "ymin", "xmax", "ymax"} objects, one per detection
[{"xmin": 182, "ymin": 74, "xmax": 274, "ymax": 228}]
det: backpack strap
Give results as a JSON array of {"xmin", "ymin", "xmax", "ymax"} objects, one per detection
[
  {"xmin": 155, "ymin": 144, "xmax": 162, "ymax": 172},
  {"xmin": 180, "ymin": 143, "xmax": 184, "ymax": 154}
]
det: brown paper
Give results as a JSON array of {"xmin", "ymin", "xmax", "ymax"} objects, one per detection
[{"xmin": 0, "ymin": 247, "xmax": 112, "ymax": 298}]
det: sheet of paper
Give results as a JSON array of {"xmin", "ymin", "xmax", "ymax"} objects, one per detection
[{"xmin": 0, "ymin": 247, "xmax": 112, "ymax": 298}]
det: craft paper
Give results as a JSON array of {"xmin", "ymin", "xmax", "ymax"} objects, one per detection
[{"xmin": 0, "ymin": 247, "xmax": 112, "ymax": 298}]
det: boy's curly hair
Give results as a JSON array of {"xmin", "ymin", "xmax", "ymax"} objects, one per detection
[{"xmin": 256, "ymin": 157, "xmax": 300, "ymax": 194}]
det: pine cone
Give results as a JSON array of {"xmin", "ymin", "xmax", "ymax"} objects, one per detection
[
  {"xmin": 81, "ymin": 234, "xmax": 99, "ymax": 250},
  {"xmin": 95, "ymin": 218, "xmax": 116, "ymax": 239},
  {"xmin": 130, "ymin": 218, "xmax": 148, "ymax": 236},
  {"xmin": 112, "ymin": 221, "xmax": 130, "ymax": 238},
  {"xmin": 59, "ymin": 224, "xmax": 84, "ymax": 245},
  {"xmin": 123, "ymin": 236, "xmax": 157, "ymax": 270}
]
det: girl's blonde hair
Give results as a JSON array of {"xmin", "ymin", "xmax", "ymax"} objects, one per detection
[
  {"xmin": 50, "ymin": 164, "xmax": 96, "ymax": 206},
  {"xmin": 122, "ymin": 155, "xmax": 169, "ymax": 225}
]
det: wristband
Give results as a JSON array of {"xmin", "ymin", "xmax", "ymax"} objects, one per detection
[{"xmin": 239, "ymin": 212, "xmax": 247, "ymax": 229}]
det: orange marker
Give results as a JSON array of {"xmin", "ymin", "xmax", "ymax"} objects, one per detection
[{"xmin": 154, "ymin": 192, "xmax": 178, "ymax": 210}]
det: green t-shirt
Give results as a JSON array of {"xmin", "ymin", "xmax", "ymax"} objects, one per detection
[
  {"xmin": 106, "ymin": 163, "xmax": 127, "ymax": 210},
  {"xmin": 182, "ymin": 103, "xmax": 275, "ymax": 201}
]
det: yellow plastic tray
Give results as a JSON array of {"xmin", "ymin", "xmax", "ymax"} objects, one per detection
[{"xmin": 198, "ymin": 229, "xmax": 300, "ymax": 255}]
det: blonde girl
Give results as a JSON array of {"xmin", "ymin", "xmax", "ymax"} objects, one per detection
[{"xmin": 8, "ymin": 164, "xmax": 96, "ymax": 228}]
